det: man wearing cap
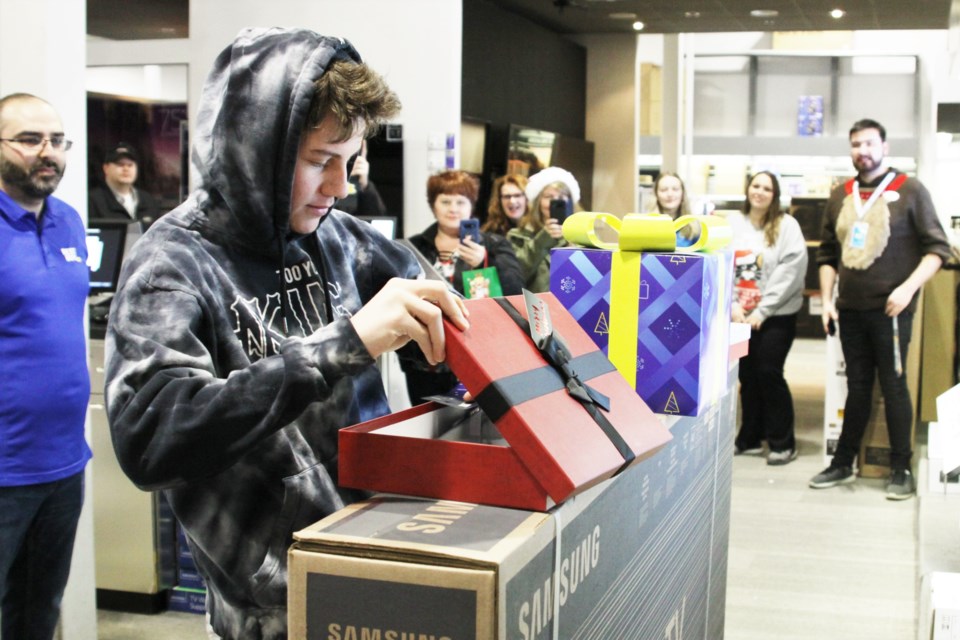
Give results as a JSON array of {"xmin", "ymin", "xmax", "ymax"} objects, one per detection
[{"xmin": 89, "ymin": 142, "xmax": 162, "ymax": 229}]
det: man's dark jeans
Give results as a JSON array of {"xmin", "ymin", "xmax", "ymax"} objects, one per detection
[
  {"xmin": 833, "ymin": 309, "xmax": 914, "ymax": 471},
  {"xmin": 0, "ymin": 471, "xmax": 84, "ymax": 640}
]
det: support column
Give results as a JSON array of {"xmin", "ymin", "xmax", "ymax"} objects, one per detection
[{"xmin": 661, "ymin": 34, "xmax": 684, "ymax": 173}]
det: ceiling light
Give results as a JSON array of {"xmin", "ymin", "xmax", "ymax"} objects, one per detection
[
  {"xmin": 609, "ymin": 12, "xmax": 637, "ymax": 19},
  {"xmin": 632, "ymin": 20, "xmax": 645, "ymax": 31},
  {"xmin": 684, "ymin": 11, "xmax": 701, "ymax": 18},
  {"xmin": 750, "ymin": 9, "xmax": 779, "ymax": 18},
  {"xmin": 830, "ymin": 8, "xmax": 845, "ymax": 19}
]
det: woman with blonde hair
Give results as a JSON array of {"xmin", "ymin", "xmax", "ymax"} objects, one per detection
[
  {"xmin": 651, "ymin": 171, "xmax": 691, "ymax": 219},
  {"xmin": 507, "ymin": 166, "xmax": 581, "ymax": 292},
  {"xmin": 482, "ymin": 174, "xmax": 528, "ymax": 236}
]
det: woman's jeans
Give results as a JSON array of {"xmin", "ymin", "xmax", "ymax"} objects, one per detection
[{"xmin": 736, "ymin": 313, "xmax": 798, "ymax": 453}]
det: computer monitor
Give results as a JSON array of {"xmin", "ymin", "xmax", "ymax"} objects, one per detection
[
  {"xmin": 357, "ymin": 216, "xmax": 398, "ymax": 240},
  {"xmin": 86, "ymin": 221, "xmax": 127, "ymax": 294}
]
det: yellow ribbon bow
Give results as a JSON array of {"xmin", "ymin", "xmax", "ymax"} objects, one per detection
[{"xmin": 561, "ymin": 212, "xmax": 731, "ymax": 252}]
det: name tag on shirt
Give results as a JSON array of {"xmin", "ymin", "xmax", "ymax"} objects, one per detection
[{"xmin": 850, "ymin": 221, "xmax": 869, "ymax": 249}]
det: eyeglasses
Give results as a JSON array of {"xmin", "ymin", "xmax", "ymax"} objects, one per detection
[
  {"xmin": 0, "ymin": 135, "xmax": 73, "ymax": 152},
  {"xmin": 500, "ymin": 193, "xmax": 525, "ymax": 200}
]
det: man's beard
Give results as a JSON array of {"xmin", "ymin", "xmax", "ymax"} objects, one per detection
[
  {"xmin": 853, "ymin": 154, "xmax": 882, "ymax": 176},
  {"xmin": 0, "ymin": 154, "xmax": 64, "ymax": 199}
]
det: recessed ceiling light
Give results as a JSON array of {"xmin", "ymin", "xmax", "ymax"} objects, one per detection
[
  {"xmin": 632, "ymin": 20, "xmax": 645, "ymax": 31},
  {"xmin": 750, "ymin": 9, "xmax": 779, "ymax": 18},
  {"xmin": 609, "ymin": 12, "xmax": 637, "ymax": 19},
  {"xmin": 830, "ymin": 8, "xmax": 845, "ymax": 19},
  {"xmin": 684, "ymin": 11, "xmax": 701, "ymax": 18}
]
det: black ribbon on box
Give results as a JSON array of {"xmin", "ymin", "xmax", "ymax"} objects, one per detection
[{"xmin": 474, "ymin": 298, "xmax": 636, "ymax": 472}]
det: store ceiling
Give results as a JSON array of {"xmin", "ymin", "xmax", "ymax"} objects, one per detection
[
  {"xmin": 485, "ymin": 0, "xmax": 956, "ymax": 34},
  {"xmin": 87, "ymin": 0, "xmax": 188, "ymax": 40},
  {"xmin": 86, "ymin": 0, "xmax": 954, "ymax": 40}
]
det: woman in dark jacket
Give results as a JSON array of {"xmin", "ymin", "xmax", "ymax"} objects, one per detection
[
  {"xmin": 406, "ymin": 170, "xmax": 523, "ymax": 298},
  {"xmin": 404, "ymin": 170, "xmax": 523, "ymax": 402}
]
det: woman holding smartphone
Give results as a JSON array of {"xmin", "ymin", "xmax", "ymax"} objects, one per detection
[
  {"xmin": 507, "ymin": 166, "xmax": 581, "ymax": 293},
  {"xmin": 482, "ymin": 174, "xmax": 529, "ymax": 236},
  {"xmin": 403, "ymin": 170, "xmax": 524, "ymax": 402}
]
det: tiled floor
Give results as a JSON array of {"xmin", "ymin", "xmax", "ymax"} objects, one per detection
[
  {"xmin": 724, "ymin": 339, "xmax": 918, "ymax": 639},
  {"xmin": 97, "ymin": 338, "xmax": 922, "ymax": 639}
]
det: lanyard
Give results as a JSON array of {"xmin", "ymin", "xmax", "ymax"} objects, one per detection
[{"xmin": 852, "ymin": 171, "xmax": 895, "ymax": 220}]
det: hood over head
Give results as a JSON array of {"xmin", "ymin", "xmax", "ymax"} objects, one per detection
[{"xmin": 191, "ymin": 27, "xmax": 362, "ymax": 254}]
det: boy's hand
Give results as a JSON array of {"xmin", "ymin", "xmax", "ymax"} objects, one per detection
[{"xmin": 350, "ymin": 279, "xmax": 469, "ymax": 366}]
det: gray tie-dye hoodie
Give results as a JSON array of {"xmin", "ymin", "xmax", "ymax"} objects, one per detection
[{"xmin": 104, "ymin": 28, "xmax": 419, "ymax": 639}]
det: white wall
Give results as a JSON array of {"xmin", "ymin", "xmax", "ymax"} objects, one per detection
[
  {"xmin": 1, "ymin": 0, "xmax": 89, "ymax": 217},
  {"xmin": 87, "ymin": 64, "xmax": 188, "ymax": 102},
  {"xmin": 0, "ymin": 2, "xmax": 97, "ymax": 638}
]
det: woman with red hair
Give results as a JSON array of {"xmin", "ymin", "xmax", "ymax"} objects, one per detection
[{"xmin": 403, "ymin": 170, "xmax": 523, "ymax": 403}]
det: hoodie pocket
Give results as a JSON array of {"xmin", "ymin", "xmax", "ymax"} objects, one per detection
[{"xmin": 249, "ymin": 463, "xmax": 339, "ymax": 604}]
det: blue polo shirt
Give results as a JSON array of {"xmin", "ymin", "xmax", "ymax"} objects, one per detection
[{"xmin": 0, "ymin": 188, "xmax": 92, "ymax": 486}]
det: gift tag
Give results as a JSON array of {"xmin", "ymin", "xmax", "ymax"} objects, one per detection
[
  {"xmin": 850, "ymin": 221, "xmax": 869, "ymax": 249},
  {"xmin": 523, "ymin": 289, "xmax": 553, "ymax": 348}
]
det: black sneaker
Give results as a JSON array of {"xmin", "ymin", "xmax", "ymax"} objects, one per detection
[
  {"xmin": 885, "ymin": 469, "xmax": 915, "ymax": 501},
  {"xmin": 734, "ymin": 444, "xmax": 763, "ymax": 456},
  {"xmin": 809, "ymin": 464, "xmax": 855, "ymax": 489},
  {"xmin": 767, "ymin": 449, "xmax": 798, "ymax": 466}
]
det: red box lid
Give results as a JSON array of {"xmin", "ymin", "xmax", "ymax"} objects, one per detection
[{"xmin": 441, "ymin": 293, "xmax": 671, "ymax": 505}]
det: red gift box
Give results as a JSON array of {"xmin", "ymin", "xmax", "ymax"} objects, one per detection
[{"xmin": 339, "ymin": 293, "xmax": 672, "ymax": 511}]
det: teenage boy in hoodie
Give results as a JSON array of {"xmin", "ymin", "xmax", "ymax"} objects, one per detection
[{"xmin": 104, "ymin": 28, "xmax": 468, "ymax": 639}]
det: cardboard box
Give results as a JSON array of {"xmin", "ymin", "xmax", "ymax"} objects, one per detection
[
  {"xmin": 167, "ymin": 586, "xmax": 206, "ymax": 615},
  {"xmin": 926, "ymin": 421, "xmax": 960, "ymax": 495},
  {"xmin": 920, "ymin": 270, "xmax": 960, "ymax": 423},
  {"xmin": 291, "ymin": 376, "xmax": 736, "ymax": 640},
  {"xmin": 550, "ymin": 247, "xmax": 733, "ymax": 416},
  {"xmin": 920, "ymin": 572, "xmax": 960, "ymax": 640},
  {"xmin": 339, "ymin": 293, "xmax": 672, "ymax": 511}
]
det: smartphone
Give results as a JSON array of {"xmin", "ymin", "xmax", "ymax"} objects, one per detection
[
  {"xmin": 827, "ymin": 318, "xmax": 836, "ymax": 336},
  {"xmin": 459, "ymin": 218, "xmax": 480, "ymax": 243},
  {"xmin": 549, "ymin": 198, "xmax": 573, "ymax": 223}
]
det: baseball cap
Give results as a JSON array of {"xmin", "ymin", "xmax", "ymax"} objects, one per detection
[{"xmin": 104, "ymin": 143, "xmax": 138, "ymax": 164}]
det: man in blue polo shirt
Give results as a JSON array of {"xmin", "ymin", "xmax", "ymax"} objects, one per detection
[{"xmin": 0, "ymin": 93, "xmax": 91, "ymax": 640}]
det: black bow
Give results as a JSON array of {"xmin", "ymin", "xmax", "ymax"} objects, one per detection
[{"xmin": 485, "ymin": 298, "xmax": 636, "ymax": 470}]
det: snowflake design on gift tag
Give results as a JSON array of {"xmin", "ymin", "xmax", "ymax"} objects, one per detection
[
  {"xmin": 663, "ymin": 317, "xmax": 681, "ymax": 332},
  {"xmin": 560, "ymin": 276, "xmax": 576, "ymax": 294}
]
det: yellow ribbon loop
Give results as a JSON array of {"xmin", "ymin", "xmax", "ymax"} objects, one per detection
[
  {"xmin": 563, "ymin": 212, "xmax": 731, "ymax": 253},
  {"xmin": 561, "ymin": 212, "xmax": 622, "ymax": 249},
  {"xmin": 673, "ymin": 215, "xmax": 733, "ymax": 252}
]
